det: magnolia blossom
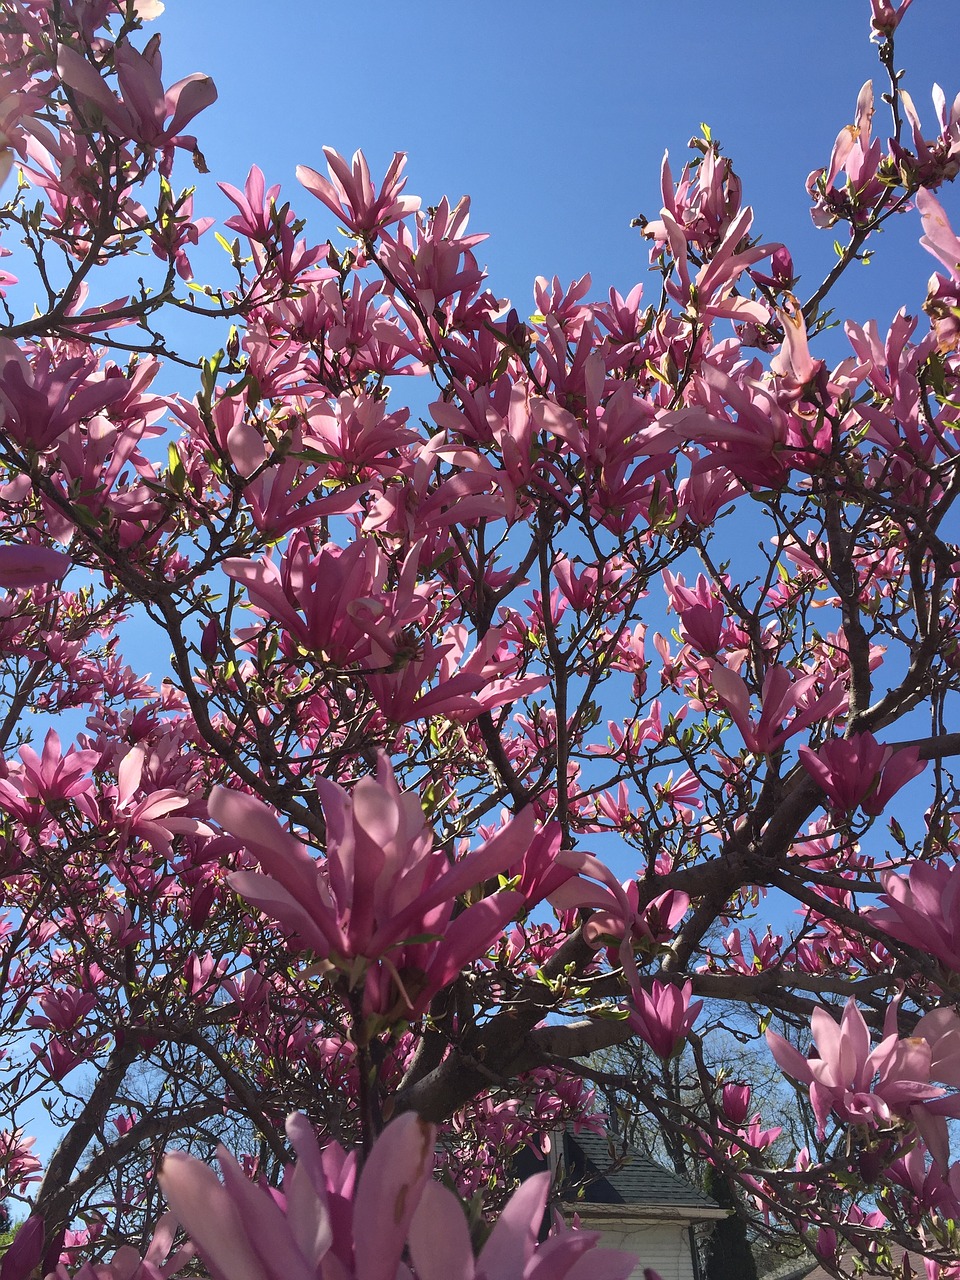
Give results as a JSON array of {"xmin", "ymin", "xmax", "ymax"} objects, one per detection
[
  {"xmin": 721, "ymin": 1083, "xmax": 752, "ymax": 1125},
  {"xmin": 872, "ymin": 861, "xmax": 960, "ymax": 971},
  {"xmin": 708, "ymin": 662, "xmax": 846, "ymax": 755},
  {"xmin": 767, "ymin": 999, "xmax": 960, "ymax": 1167},
  {"xmin": 627, "ymin": 980, "xmax": 702, "ymax": 1059},
  {"xmin": 44, "ymin": 1214, "xmax": 191, "ymax": 1280},
  {"xmin": 0, "ymin": 729, "xmax": 99, "ymax": 822},
  {"xmin": 159, "ymin": 1111, "xmax": 637, "ymax": 1280},
  {"xmin": 211, "ymin": 756, "xmax": 555, "ymax": 1019},
  {"xmin": 798, "ymin": 731, "xmax": 926, "ymax": 815},
  {"xmin": 0, "ymin": 1128, "xmax": 42, "ymax": 1194},
  {"xmin": 55, "ymin": 39, "xmax": 216, "ymax": 171},
  {"xmin": 298, "ymin": 147, "xmax": 420, "ymax": 236},
  {"xmin": 869, "ymin": 0, "xmax": 915, "ymax": 38}
]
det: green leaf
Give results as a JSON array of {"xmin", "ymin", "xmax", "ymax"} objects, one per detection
[{"xmin": 167, "ymin": 443, "xmax": 185, "ymax": 494}]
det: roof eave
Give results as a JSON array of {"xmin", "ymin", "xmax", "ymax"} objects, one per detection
[{"xmin": 560, "ymin": 1204, "xmax": 732, "ymax": 1223}]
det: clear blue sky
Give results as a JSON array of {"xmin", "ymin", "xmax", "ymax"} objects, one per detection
[{"xmin": 153, "ymin": 0, "xmax": 960, "ymax": 331}]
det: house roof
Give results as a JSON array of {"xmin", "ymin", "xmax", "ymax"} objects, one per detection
[
  {"xmin": 560, "ymin": 1128, "xmax": 726, "ymax": 1221},
  {"xmin": 778, "ymin": 1240, "xmax": 960, "ymax": 1280}
]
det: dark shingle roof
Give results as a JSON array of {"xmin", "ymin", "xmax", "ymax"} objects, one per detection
[{"xmin": 561, "ymin": 1129, "xmax": 718, "ymax": 1211}]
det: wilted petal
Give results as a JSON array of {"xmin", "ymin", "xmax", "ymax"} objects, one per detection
[
  {"xmin": 352, "ymin": 1113, "xmax": 435, "ymax": 1280},
  {"xmin": 0, "ymin": 544, "xmax": 71, "ymax": 587}
]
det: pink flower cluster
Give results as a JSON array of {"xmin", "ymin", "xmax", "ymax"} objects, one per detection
[
  {"xmin": 211, "ymin": 755, "xmax": 560, "ymax": 1022},
  {"xmin": 158, "ymin": 1112, "xmax": 637, "ymax": 1280},
  {"xmin": 767, "ymin": 999, "xmax": 960, "ymax": 1167}
]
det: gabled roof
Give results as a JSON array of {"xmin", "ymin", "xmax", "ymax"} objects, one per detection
[{"xmin": 560, "ymin": 1129, "xmax": 727, "ymax": 1221}]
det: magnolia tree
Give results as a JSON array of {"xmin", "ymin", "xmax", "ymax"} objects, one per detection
[{"xmin": 0, "ymin": 0, "xmax": 960, "ymax": 1276}]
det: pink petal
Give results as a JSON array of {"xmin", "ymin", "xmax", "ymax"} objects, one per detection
[
  {"xmin": 227, "ymin": 871, "xmax": 339, "ymax": 957},
  {"xmin": 209, "ymin": 787, "xmax": 323, "ymax": 915},
  {"xmin": 117, "ymin": 747, "xmax": 145, "ymax": 809},
  {"xmin": 56, "ymin": 45, "xmax": 126, "ymax": 123},
  {"xmin": 917, "ymin": 187, "xmax": 960, "ymax": 279},
  {"xmin": 419, "ymin": 891, "xmax": 523, "ymax": 1003},
  {"xmin": 165, "ymin": 73, "xmax": 218, "ymax": 137},
  {"xmin": 159, "ymin": 1151, "xmax": 267, "ymax": 1280},
  {"xmin": 352, "ymin": 1114, "xmax": 435, "ymax": 1280},
  {"xmin": 477, "ymin": 1172, "xmax": 549, "ymax": 1278},
  {"xmin": 407, "ymin": 1181, "xmax": 474, "ymax": 1280},
  {"xmin": 0, "ymin": 544, "xmax": 71, "ymax": 587},
  {"xmin": 765, "ymin": 1029, "xmax": 814, "ymax": 1085}
]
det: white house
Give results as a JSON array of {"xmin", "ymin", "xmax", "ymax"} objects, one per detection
[{"xmin": 548, "ymin": 1128, "xmax": 729, "ymax": 1280}]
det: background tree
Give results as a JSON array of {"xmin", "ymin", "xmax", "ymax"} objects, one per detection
[{"xmin": 703, "ymin": 1164, "xmax": 760, "ymax": 1280}]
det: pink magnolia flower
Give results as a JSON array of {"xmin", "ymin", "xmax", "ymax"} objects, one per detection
[
  {"xmin": 643, "ymin": 145, "xmax": 744, "ymax": 263},
  {"xmin": 662, "ymin": 571, "xmax": 725, "ymax": 654},
  {"xmin": 159, "ymin": 1111, "xmax": 636, "ymax": 1280},
  {"xmin": 721, "ymin": 1083, "xmax": 752, "ymax": 1125},
  {"xmin": 0, "ymin": 1128, "xmax": 42, "ymax": 1193},
  {"xmin": 767, "ymin": 998, "xmax": 960, "ymax": 1166},
  {"xmin": 0, "ymin": 729, "xmax": 99, "ymax": 822},
  {"xmin": 297, "ymin": 147, "xmax": 420, "ymax": 236},
  {"xmin": 378, "ymin": 194, "xmax": 491, "ymax": 326},
  {"xmin": 708, "ymin": 662, "xmax": 846, "ymax": 755},
  {"xmin": 0, "ymin": 338, "xmax": 131, "ymax": 450},
  {"xmin": 550, "ymin": 877, "xmax": 688, "ymax": 953},
  {"xmin": 56, "ymin": 40, "xmax": 216, "ymax": 172},
  {"xmin": 176, "ymin": 390, "xmax": 366, "ymax": 534},
  {"xmin": 653, "ymin": 769, "xmax": 703, "ymax": 823},
  {"xmin": 219, "ymin": 165, "xmax": 290, "ymax": 243},
  {"xmin": 362, "ymin": 433, "xmax": 507, "ymax": 542},
  {"xmin": 27, "ymin": 985, "xmax": 97, "ymax": 1033},
  {"xmin": 870, "ymin": 0, "xmax": 915, "ymax": 38},
  {"xmin": 676, "ymin": 462, "xmax": 744, "ymax": 526},
  {"xmin": 627, "ymin": 980, "xmax": 702, "ymax": 1059},
  {"xmin": 210, "ymin": 756, "xmax": 551, "ymax": 1018},
  {"xmin": 147, "ymin": 188, "xmax": 214, "ymax": 279},
  {"xmin": 548, "ymin": 851, "xmax": 688, "ymax": 995},
  {"xmin": 872, "ymin": 861, "xmax": 960, "ymax": 971},
  {"xmin": 893, "ymin": 86, "xmax": 960, "ymax": 190},
  {"xmin": 798, "ymin": 731, "xmax": 926, "ymax": 815},
  {"xmin": 45, "ymin": 1213, "xmax": 194, "ymax": 1280},
  {"xmin": 114, "ymin": 745, "xmax": 211, "ymax": 857},
  {"xmin": 183, "ymin": 951, "xmax": 228, "ymax": 1002},
  {"xmin": 363, "ymin": 624, "xmax": 549, "ymax": 727},
  {"xmin": 667, "ymin": 362, "xmax": 819, "ymax": 489},
  {"xmin": 224, "ymin": 535, "xmax": 431, "ymax": 668},
  {"xmin": 657, "ymin": 203, "xmax": 778, "ymax": 322}
]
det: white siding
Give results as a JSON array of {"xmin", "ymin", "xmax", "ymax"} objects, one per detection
[{"xmin": 583, "ymin": 1221, "xmax": 696, "ymax": 1280}]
